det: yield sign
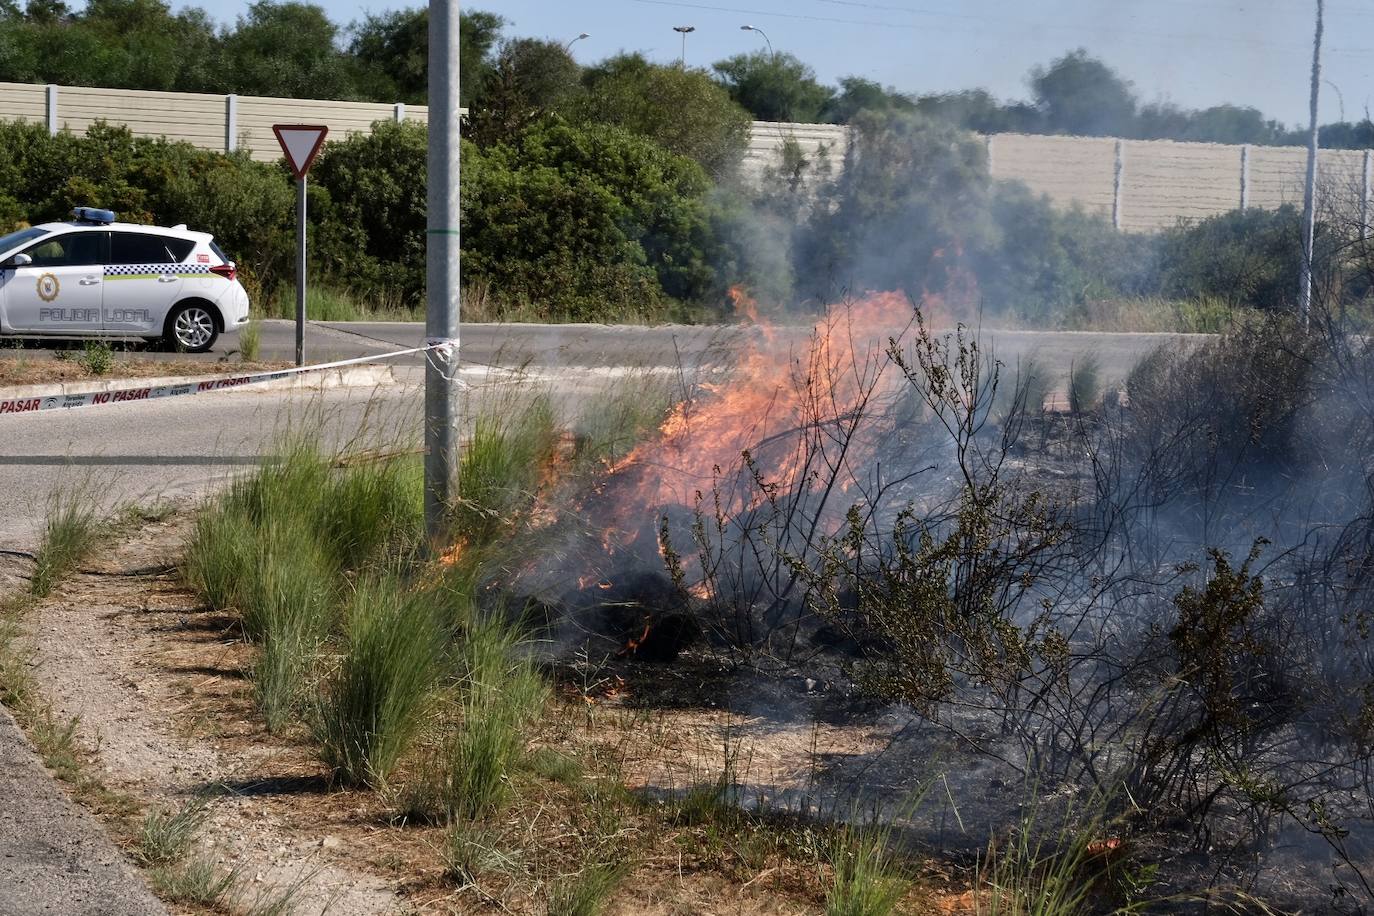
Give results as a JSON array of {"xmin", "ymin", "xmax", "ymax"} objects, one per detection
[{"xmin": 272, "ymin": 124, "xmax": 329, "ymax": 179}]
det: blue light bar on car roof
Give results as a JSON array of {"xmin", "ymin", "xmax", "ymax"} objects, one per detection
[{"xmin": 71, "ymin": 207, "xmax": 116, "ymax": 225}]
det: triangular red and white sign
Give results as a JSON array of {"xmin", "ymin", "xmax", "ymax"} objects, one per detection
[{"xmin": 273, "ymin": 124, "xmax": 329, "ymax": 179}]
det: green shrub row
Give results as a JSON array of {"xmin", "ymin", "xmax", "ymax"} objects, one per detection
[{"xmin": 4, "ymin": 113, "xmax": 1363, "ymax": 325}]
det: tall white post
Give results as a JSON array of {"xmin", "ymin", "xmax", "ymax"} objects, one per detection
[
  {"xmin": 225, "ymin": 95, "xmax": 238, "ymax": 153},
  {"xmin": 45, "ymin": 84, "xmax": 58, "ymax": 136},
  {"xmin": 1240, "ymin": 144, "xmax": 1250, "ymax": 211},
  {"xmin": 1362, "ymin": 149, "xmax": 1372, "ymax": 240},
  {"xmin": 1112, "ymin": 140, "xmax": 1125, "ymax": 231},
  {"xmin": 425, "ymin": 0, "xmax": 462, "ymax": 546},
  {"xmin": 1299, "ymin": 0, "xmax": 1324, "ymax": 326}
]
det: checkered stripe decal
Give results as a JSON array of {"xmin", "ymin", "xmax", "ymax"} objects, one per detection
[{"xmin": 104, "ymin": 263, "xmax": 214, "ymax": 277}]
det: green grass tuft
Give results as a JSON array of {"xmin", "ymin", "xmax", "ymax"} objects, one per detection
[
  {"xmin": 31, "ymin": 490, "xmax": 104, "ymax": 599},
  {"xmin": 454, "ymin": 394, "xmax": 559, "ymax": 546},
  {"xmin": 315, "ymin": 580, "xmax": 445, "ymax": 787},
  {"xmin": 825, "ymin": 823, "xmax": 906, "ymax": 916},
  {"xmin": 136, "ymin": 797, "xmax": 210, "ymax": 866},
  {"xmin": 546, "ymin": 861, "xmax": 629, "ymax": 916},
  {"xmin": 238, "ymin": 320, "xmax": 262, "ymax": 361},
  {"xmin": 150, "ymin": 856, "xmax": 239, "ymax": 907}
]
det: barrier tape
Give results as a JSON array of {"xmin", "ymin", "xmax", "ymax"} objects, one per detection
[{"xmin": 0, "ymin": 343, "xmax": 440, "ymax": 416}]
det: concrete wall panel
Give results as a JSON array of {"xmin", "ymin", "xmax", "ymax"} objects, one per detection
[
  {"xmin": 1119, "ymin": 140, "xmax": 1241, "ymax": 231},
  {"xmin": 0, "ymin": 82, "xmax": 48, "ymax": 125},
  {"xmin": 987, "ymin": 134, "xmax": 1117, "ymax": 218}
]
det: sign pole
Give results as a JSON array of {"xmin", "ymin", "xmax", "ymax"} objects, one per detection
[
  {"xmin": 425, "ymin": 0, "xmax": 461, "ymax": 548},
  {"xmin": 296, "ymin": 175, "xmax": 306, "ymax": 366},
  {"xmin": 271, "ymin": 123, "xmax": 329, "ymax": 367}
]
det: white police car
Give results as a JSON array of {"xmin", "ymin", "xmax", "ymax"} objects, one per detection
[{"xmin": 0, "ymin": 208, "xmax": 250, "ymax": 353}]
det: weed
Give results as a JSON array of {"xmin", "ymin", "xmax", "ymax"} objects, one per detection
[
  {"xmin": 239, "ymin": 320, "xmax": 262, "ymax": 361},
  {"xmin": 270, "ymin": 284, "xmax": 419, "ymax": 322},
  {"xmin": 315, "ymin": 580, "xmax": 445, "ymax": 787},
  {"xmin": 443, "ymin": 824, "xmax": 514, "ymax": 886},
  {"xmin": 27, "ymin": 705, "xmax": 82, "ymax": 778},
  {"xmin": 974, "ymin": 794, "xmax": 1114, "ymax": 916},
  {"xmin": 546, "ymin": 861, "xmax": 629, "ymax": 916},
  {"xmin": 1067, "ymin": 355, "xmax": 1100, "ymax": 414},
  {"xmin": 239, "ymin": 874, "xmax": 311, "ymax": 916},
  {"xmin": 454, "ymin": 394, "xmax": 559, "ymax": 546},
  {"xmin": 825, "ymin": 823, "xmax": 906, "ymax": 916},
  {"xmin": 318, "ymin": 457, "xmax": 424, "ymax": 571},
  {"xmin": 412, "ymin": 611, "xmax": 548, "ymax": 823},
  {"xmin": 150, "ymin": 856, "xmax": 239, "ymax": 907},
  {"xmin": 572, "ymin": 375, "xmax": 674, "ymax": 467},
  {"xmin": 0, "ymin": 613, "xmax": 33, "ymax": 708},
  {"xmin": 526, "ymin": 746, "xmax": 584, "ymax": 786},
  {"xmin": 78, "ymin": 340, "xmax": 114, "ymax": 376},
  {"xmin": 31, "ymin": 489, "xmax": 104, "ymax": 599},
  {"xmin": 183, "ymin": 504, "xmax": 257, "ymax": 611},
  {"xmin": 136, "ymin": 797, "xmax": 209, "ymax": 866},
  {"xmin": 238, "ymin": 515, "xmax": 339, "ymax": 733}
]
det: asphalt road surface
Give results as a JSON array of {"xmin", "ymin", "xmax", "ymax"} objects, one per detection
[{"xmin": 0, "ymin": 319, "xmax": 1200, "ymax": 914}]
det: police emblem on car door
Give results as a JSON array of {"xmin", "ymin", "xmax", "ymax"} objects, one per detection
[{"xmin": 6, "ymin": 232, "xmax": 104, "ymax": 332}]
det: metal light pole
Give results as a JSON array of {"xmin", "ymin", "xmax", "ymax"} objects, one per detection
[
  {"xmin": 672, "ymin": 25, "xmax": 695, "ymax": 66},
  {"xmin": 740, "ymin": 24, "xmax": 773, "ymax": 58},
  {"xmin": 564, "ymin": 32, "xmax": 590, "ymax": 53},
  {"xmin": 426, "ymin": 0, "xmax": 461, "ymax": 546},
  {"xmin": 1299, "ymin": 0, "xmax": 1324, "ymax": 327}
]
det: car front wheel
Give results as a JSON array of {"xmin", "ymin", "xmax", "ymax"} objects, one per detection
[{"xmin": 165, "ymin": 302, "xmax": 219, "ymax": 353}]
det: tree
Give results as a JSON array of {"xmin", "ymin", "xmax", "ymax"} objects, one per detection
[
  {"xmin": 467, "ymin": 38, "xmax": 580, "ymax": 147},
  {"xmin": 712, "ymin": 50, "xmax": 834, "ymax": 123},
  {"xmin": 1319, "ymin": 119, "xmax": 1374, "ymax": 150},
  {"xmin": 913, "ymin": 89, "xmax": 1042, "ymax": 134},
  {"xmin": 822, "ymin": 76, "xmax": 913, "ymax": 124},
  {"xmin": 1138, "ymin": 102, "xmax": 1288, "ymax": 145},
  {"xmin": 348, "ymin": 7, "xmax": 504, "ymax": 105},
  {"xmin": 795, "ymin": 111, "xmax": 995, "ymax": 303},
  {"xmin": 23, "ymin": 0, "xmax": 68, "ymax": 23},
  {"xmin": 1030, "ymin": 49, "xmax": 1137, "ymax": 137},
  {"xmin": 350, "ymin": 7, "xmax": 428, "ymax": 103},
  {"xmin": 220, "ymin": 1, "xmax": 363, "ymax": 100},
  {"xmin": 566, "ymin": 53, "xmax": 750, "ymax": 176}
]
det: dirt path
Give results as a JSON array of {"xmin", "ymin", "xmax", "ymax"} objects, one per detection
[{"xmin": 26, "ymin": 517, "xmax": 407, "ymax": 915}]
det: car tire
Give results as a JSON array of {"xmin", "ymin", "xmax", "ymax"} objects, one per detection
[{"xmin": 164, "ymin": 302, "xmax": 219, "ymax": 353}]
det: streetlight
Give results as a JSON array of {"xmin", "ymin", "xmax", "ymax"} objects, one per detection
[
  {"xmin": 564, "ymin": 32, "xmax": 590, "ymax": 53},
  {"xmin": 672, "ymin": 25, "xmax": 695, "ymax": 66},
  {"xmin": 740, "ymin": 24, "xmax": 773, "ymax": 59}
]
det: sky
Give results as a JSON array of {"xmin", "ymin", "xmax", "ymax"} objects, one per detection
[{"xmin": 188, "ymin": 0, "xmax": 1374, "ymax": 127}]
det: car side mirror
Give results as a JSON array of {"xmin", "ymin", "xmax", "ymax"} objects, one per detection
[{"xmin": 4, "ymin": 253, "xmax": 32, "ymax": 268}]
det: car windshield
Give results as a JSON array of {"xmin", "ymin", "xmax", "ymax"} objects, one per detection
[{"xmin": 0, "ymin": 226, "xmax": 50, "ymax": 257}]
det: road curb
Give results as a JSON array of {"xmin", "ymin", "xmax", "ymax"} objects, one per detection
[{"xmin": 0, "ymin": 363, "xmax": 397, "ymax": 402}]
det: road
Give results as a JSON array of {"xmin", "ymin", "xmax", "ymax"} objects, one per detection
[
  {"xmin": 0, "ymin": 319, "xmax": 1197, "ymax": 914},
  {"xmin": 0, "ymin": 321, "xmax": 1203, "ymax": 550}
]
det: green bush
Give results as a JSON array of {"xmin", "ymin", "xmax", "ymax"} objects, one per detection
[
  {"xmin": 462, "ymin": 120, "xmax": 717, "ymax": 319},
  {"xmin": 310, "ymin": 120, "xmax": 428, "ymax": 301},
  {"xmin": 1153, "ymin": 205, "xmax": 1303, "ymax": 310}
]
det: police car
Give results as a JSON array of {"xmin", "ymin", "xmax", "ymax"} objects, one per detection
[{"xmin": 0, "ymin": 208, "xmax": 250, "ymax": 353}]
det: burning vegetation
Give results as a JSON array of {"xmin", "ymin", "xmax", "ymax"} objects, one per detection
[
  {"xmin": 479, "ymin": 286, "xmax": 1374, "ymax": 910},
  {"xmin": 156, "ymin": 279, "xmax": 1374, "ymax": 912}
]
